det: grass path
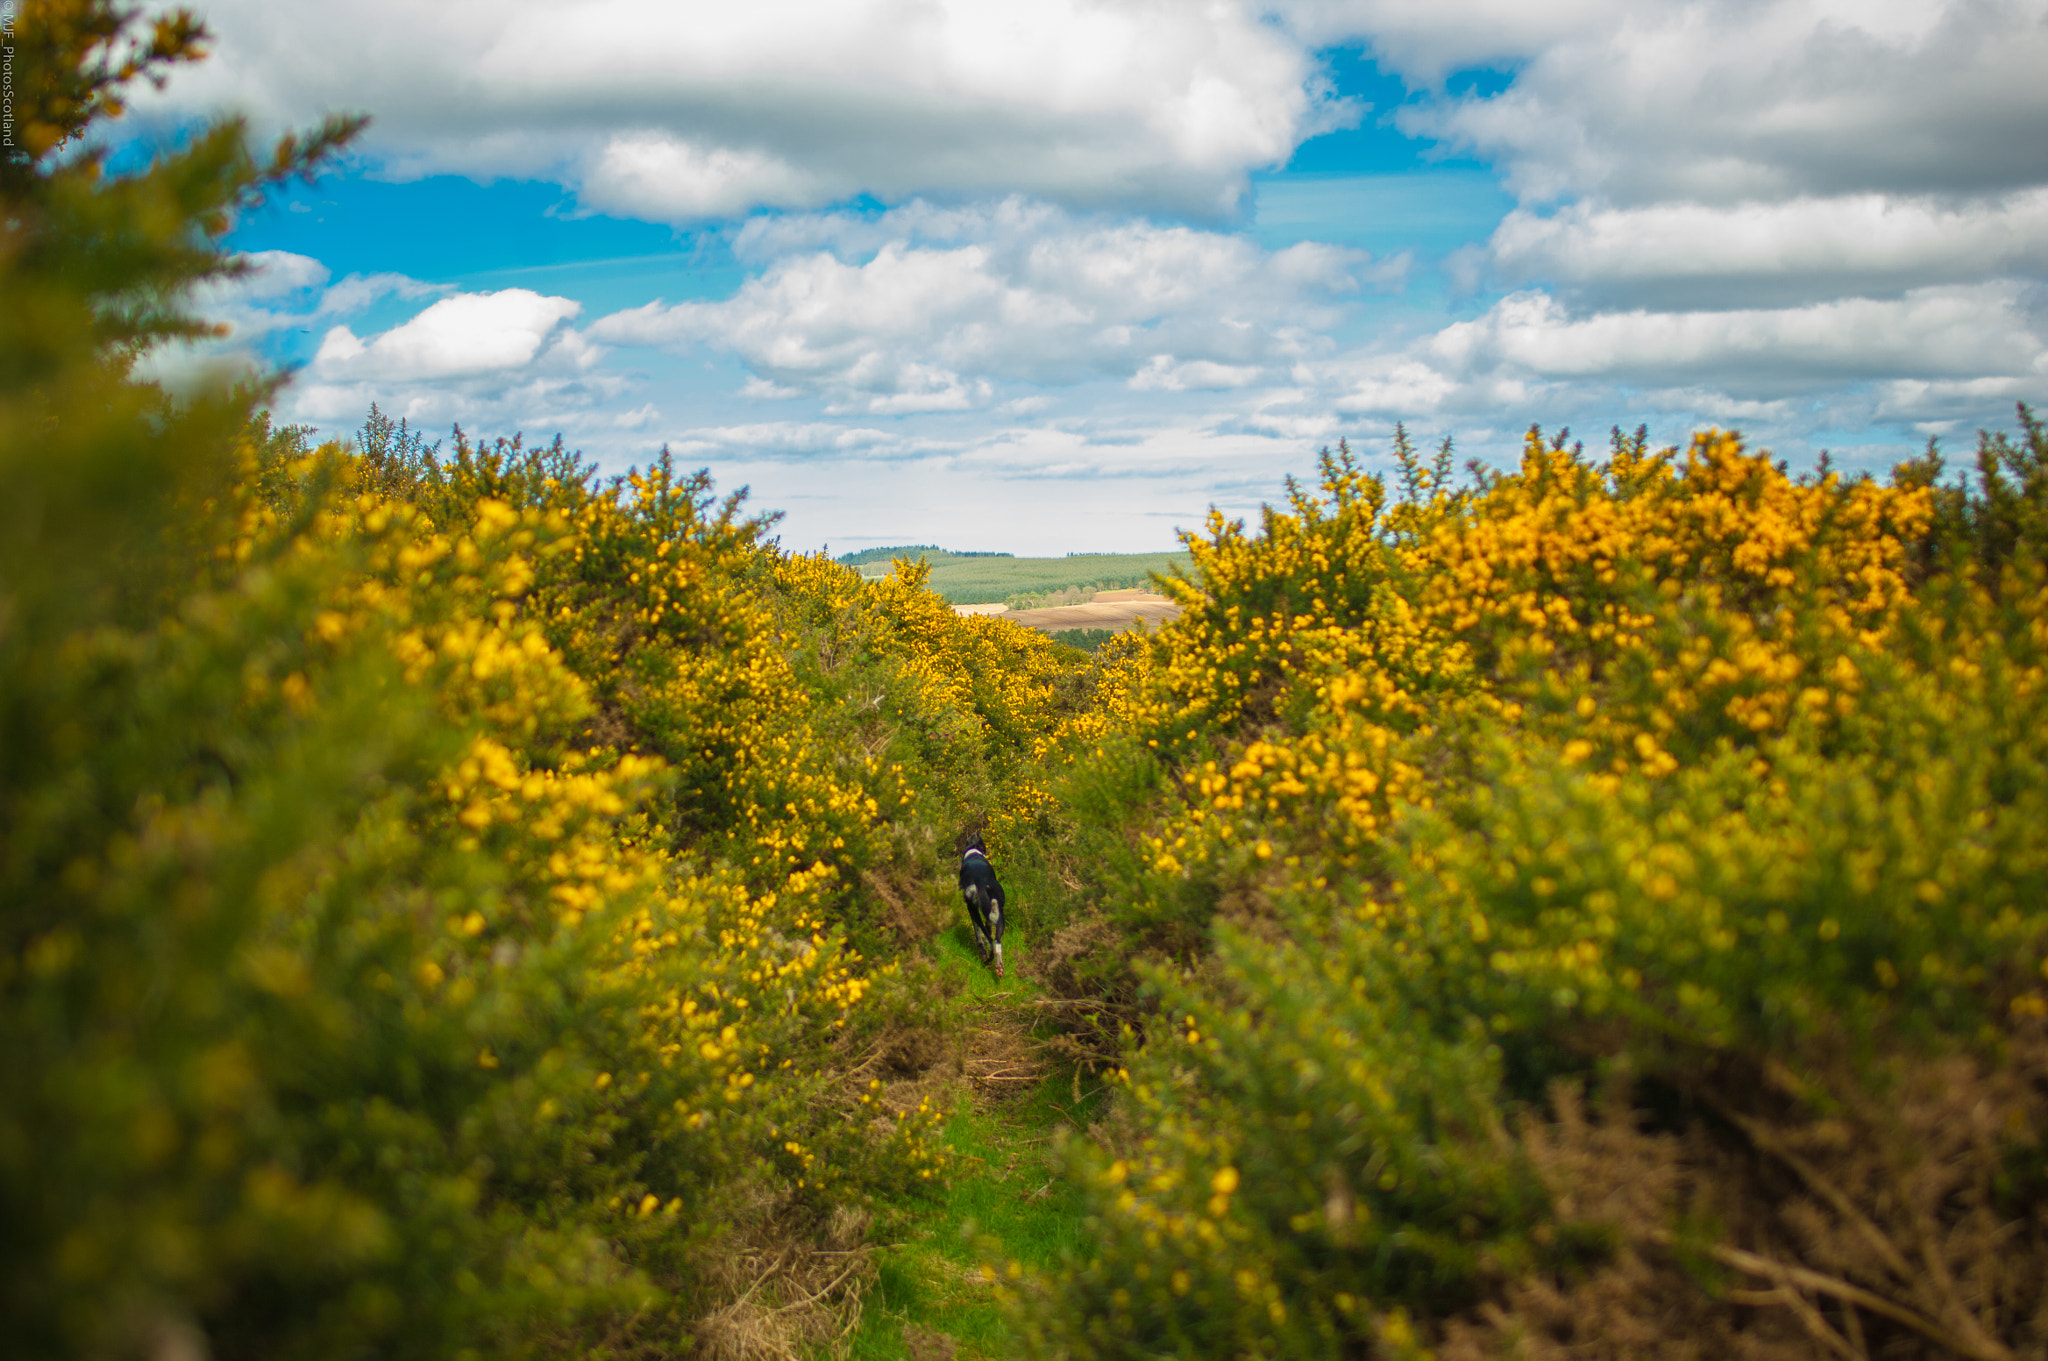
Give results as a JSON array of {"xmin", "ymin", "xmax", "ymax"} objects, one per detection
[{"xmin": 845, "ymin": 919, "xmax": 1104, "ymax": 1360}]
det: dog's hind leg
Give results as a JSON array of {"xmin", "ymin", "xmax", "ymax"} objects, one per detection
[{"xmin": 966, "ymin": 888, "xmax": 992, "ymax": 961}]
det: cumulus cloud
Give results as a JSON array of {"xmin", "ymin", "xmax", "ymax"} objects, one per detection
[
  {"xmin": 590, "ymin": 200, "xmax": 1367, "ymax": 412},
  {"xmin": 183, "ymin": 0, "xmax": 2048, "ymax": 223},
  {"xmin": 289, "ymin": 288, "xmax": 626, "ymax": 428},
  {"xmin": 580, "ymin": 136, "xmax": 830, "ymax": 221},
  {"xmin": 1437, "ymin": 285, "xmax": 2041, "ymax": 387},
  {"xmin": 1384, "ymin": 0, "xmax": 2048, "ymax": 206},
  {"xmin": 135, "ymin": 251, "xmax": 448, "ymax": 392},
  {"xmin": 1487, "ymin": 190, "xmax": 2048, "ymax": 307},
  {"xmin": 1260, "ymin": 0, "xmax": 2048, "ymax": 443},
  {"xmin": 142, "ymin": 0, "xmax": 1347, "ymax": 220},
  {"xmin": 313, "ymin": 290, "xmax": 596, "ymax": 382},
  {"xmin": 1314, "ymin": 283, "xmax": 2048, "ymax": 427}
]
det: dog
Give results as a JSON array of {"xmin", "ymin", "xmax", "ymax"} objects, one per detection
[{"xmin": 958, "ymin": 832, "xmax": 1007, "ymax": 976}]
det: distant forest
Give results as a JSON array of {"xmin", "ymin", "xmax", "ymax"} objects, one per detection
[{"xmin": 833, "ymin": 544, "xmax": 1013, "ymax": 566}]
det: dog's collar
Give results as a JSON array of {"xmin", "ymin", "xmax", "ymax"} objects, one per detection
[{"xmin": 964, "ymin": 847, "xmax": 986, "ymax": 860}]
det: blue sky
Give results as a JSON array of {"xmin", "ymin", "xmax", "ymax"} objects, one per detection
[{"xmin": 140, "ymin": 0, "xmax": 2048, "ymax": 556}]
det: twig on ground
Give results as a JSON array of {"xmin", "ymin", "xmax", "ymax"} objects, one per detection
[{"xmin": 769, "ymin": 1257, "xmax": 865, "ymax": 1315}]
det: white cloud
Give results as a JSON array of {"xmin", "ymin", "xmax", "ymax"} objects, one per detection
[
  {"xmin": 315, "ymin": 271, "xmax": 448, "ymax": 317},
  {"xmin": 739, "ymin": 376, "xmax": 803, "ymax": 401},
  {"xmin": 1130, "ymin": 356, "xmax": 1269, "ymax": 391},
  {"xmin": 1393, "ymin": 0, "xmax": 2048, "ymax": 206},
  {"xmin": 144, "ymin": 0, "xmax": 1347, "ymax": 220},
  {"xmin": 223, "ymin": 249, "xmax": 330, "ymax": 299},
  {"xmin": 1488, "ymin": 190, "xmax": 2048, "ymax": 307},
  {"xmin": 661, "ymin": 421, "xmax": 954, "ymax": 461},
  {"xmin": 580, "ymin": 135, "xmax": 830, "ymax": 220},
  {"xmin": 312, "ymin": 290, "xmax": 596, "ymax": 383},
  {"xmin": 137, "ymin": 252, "xmax": 449, "ymax": 392},
  {"xmin": 1314, "ymin": 283, "xmax": 2047, "ymax": 426},
  {"xmin": 1431, "ymin": 285, "xmax": 2042, "ymax": 388},
  {"xmin": 166, "ymin": 0, "xmax": 2048, "ymax": 224},
  {"xmin": 1244, "ymin": 2, "xmax": 2048, "ymax": 443},
  {"xmin": 280, "ymin": 288, "xmax": 630, "ymax": 432},
  {"xmin": 1872, "ymin": 373, "xmax": 2048, "ymax": 422},
  {"xmin": 590, "ymin": 199, "xmax": 1366, "ymax": 411}
]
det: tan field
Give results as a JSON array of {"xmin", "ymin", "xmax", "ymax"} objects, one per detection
[{"xmin": 951, "ymin": 587, "xmax": 1181, "ymax": 633}]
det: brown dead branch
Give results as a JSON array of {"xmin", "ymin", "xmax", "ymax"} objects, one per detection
[
  {"xmin": 1710, "ymin": 1104, "xmax": 1918, "ymax": 1286},
  {"xmin": 1656, "ymin": 1232, "xmax": 2014, "ymax": 1361}
]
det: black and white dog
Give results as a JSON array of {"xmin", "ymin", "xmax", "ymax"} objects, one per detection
[{"xmin": 958, "ymin": 833, "xmax": 1007, "ymax": 976}]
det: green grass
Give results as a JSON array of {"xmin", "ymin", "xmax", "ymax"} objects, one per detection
[
  {"xmin": 848, "ymin": 917, "xmax": 1105, "ymax": 1360},
  {"xmin": 847, "ymin": 549, "xmax": 1191, "ymax": 605}
]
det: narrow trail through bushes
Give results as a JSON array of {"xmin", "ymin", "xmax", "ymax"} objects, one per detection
[{"xmin": 847, "ymin": 907, "xmax": 1103, "ymax": 1361}]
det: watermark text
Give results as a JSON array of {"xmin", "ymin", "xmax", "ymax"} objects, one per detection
[{"xmin": 2, "ymin": 3, "xmax": 17, "ymax": 153}]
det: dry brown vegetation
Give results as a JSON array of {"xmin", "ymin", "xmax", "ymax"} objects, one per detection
[
  {"xmin": 689, "ymin": 1209, "xmax": 876, "ymax": 1361},
  {"xmin": 1444, "ymin": 1023, "xmax": 2048, "ymax": 1361}
]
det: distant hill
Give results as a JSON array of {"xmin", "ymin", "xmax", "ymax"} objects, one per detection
[
  {"xmin": 833, "ymin": 545, "xmax": 1013, "ymax": 568},
  {"xmin": 834, "ymin": 546, "xmax": 1192, "ymax": 604}
]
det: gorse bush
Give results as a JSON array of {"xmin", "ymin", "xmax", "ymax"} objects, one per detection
[
  {"xmin": 1, "ymin": 8, "xmax": 1085, "ymax": 1357},
  {"xmin": 13, "ymin": 7, "xmax": 2048, "ymax": 1361},
  {"xmin": 1020, "ymin": 426, "xmax": 2048, "ymax": 1359}
]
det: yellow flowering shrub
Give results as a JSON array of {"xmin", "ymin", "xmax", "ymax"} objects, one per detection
[
  {"xmin": 1025, "ymin": 422, "xmax": 2048, "ymax": 1358},
  {"xmin": 0, "ymin": 13, "xmax": 1055, "ymax": 1356},
  {"xmin": 6, "ymin": 409, "xmax": 977, "ymax": 1356},
  {"xmin": 768, "ymin": 549, "xmax": 1089, "ymax": 859}
]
